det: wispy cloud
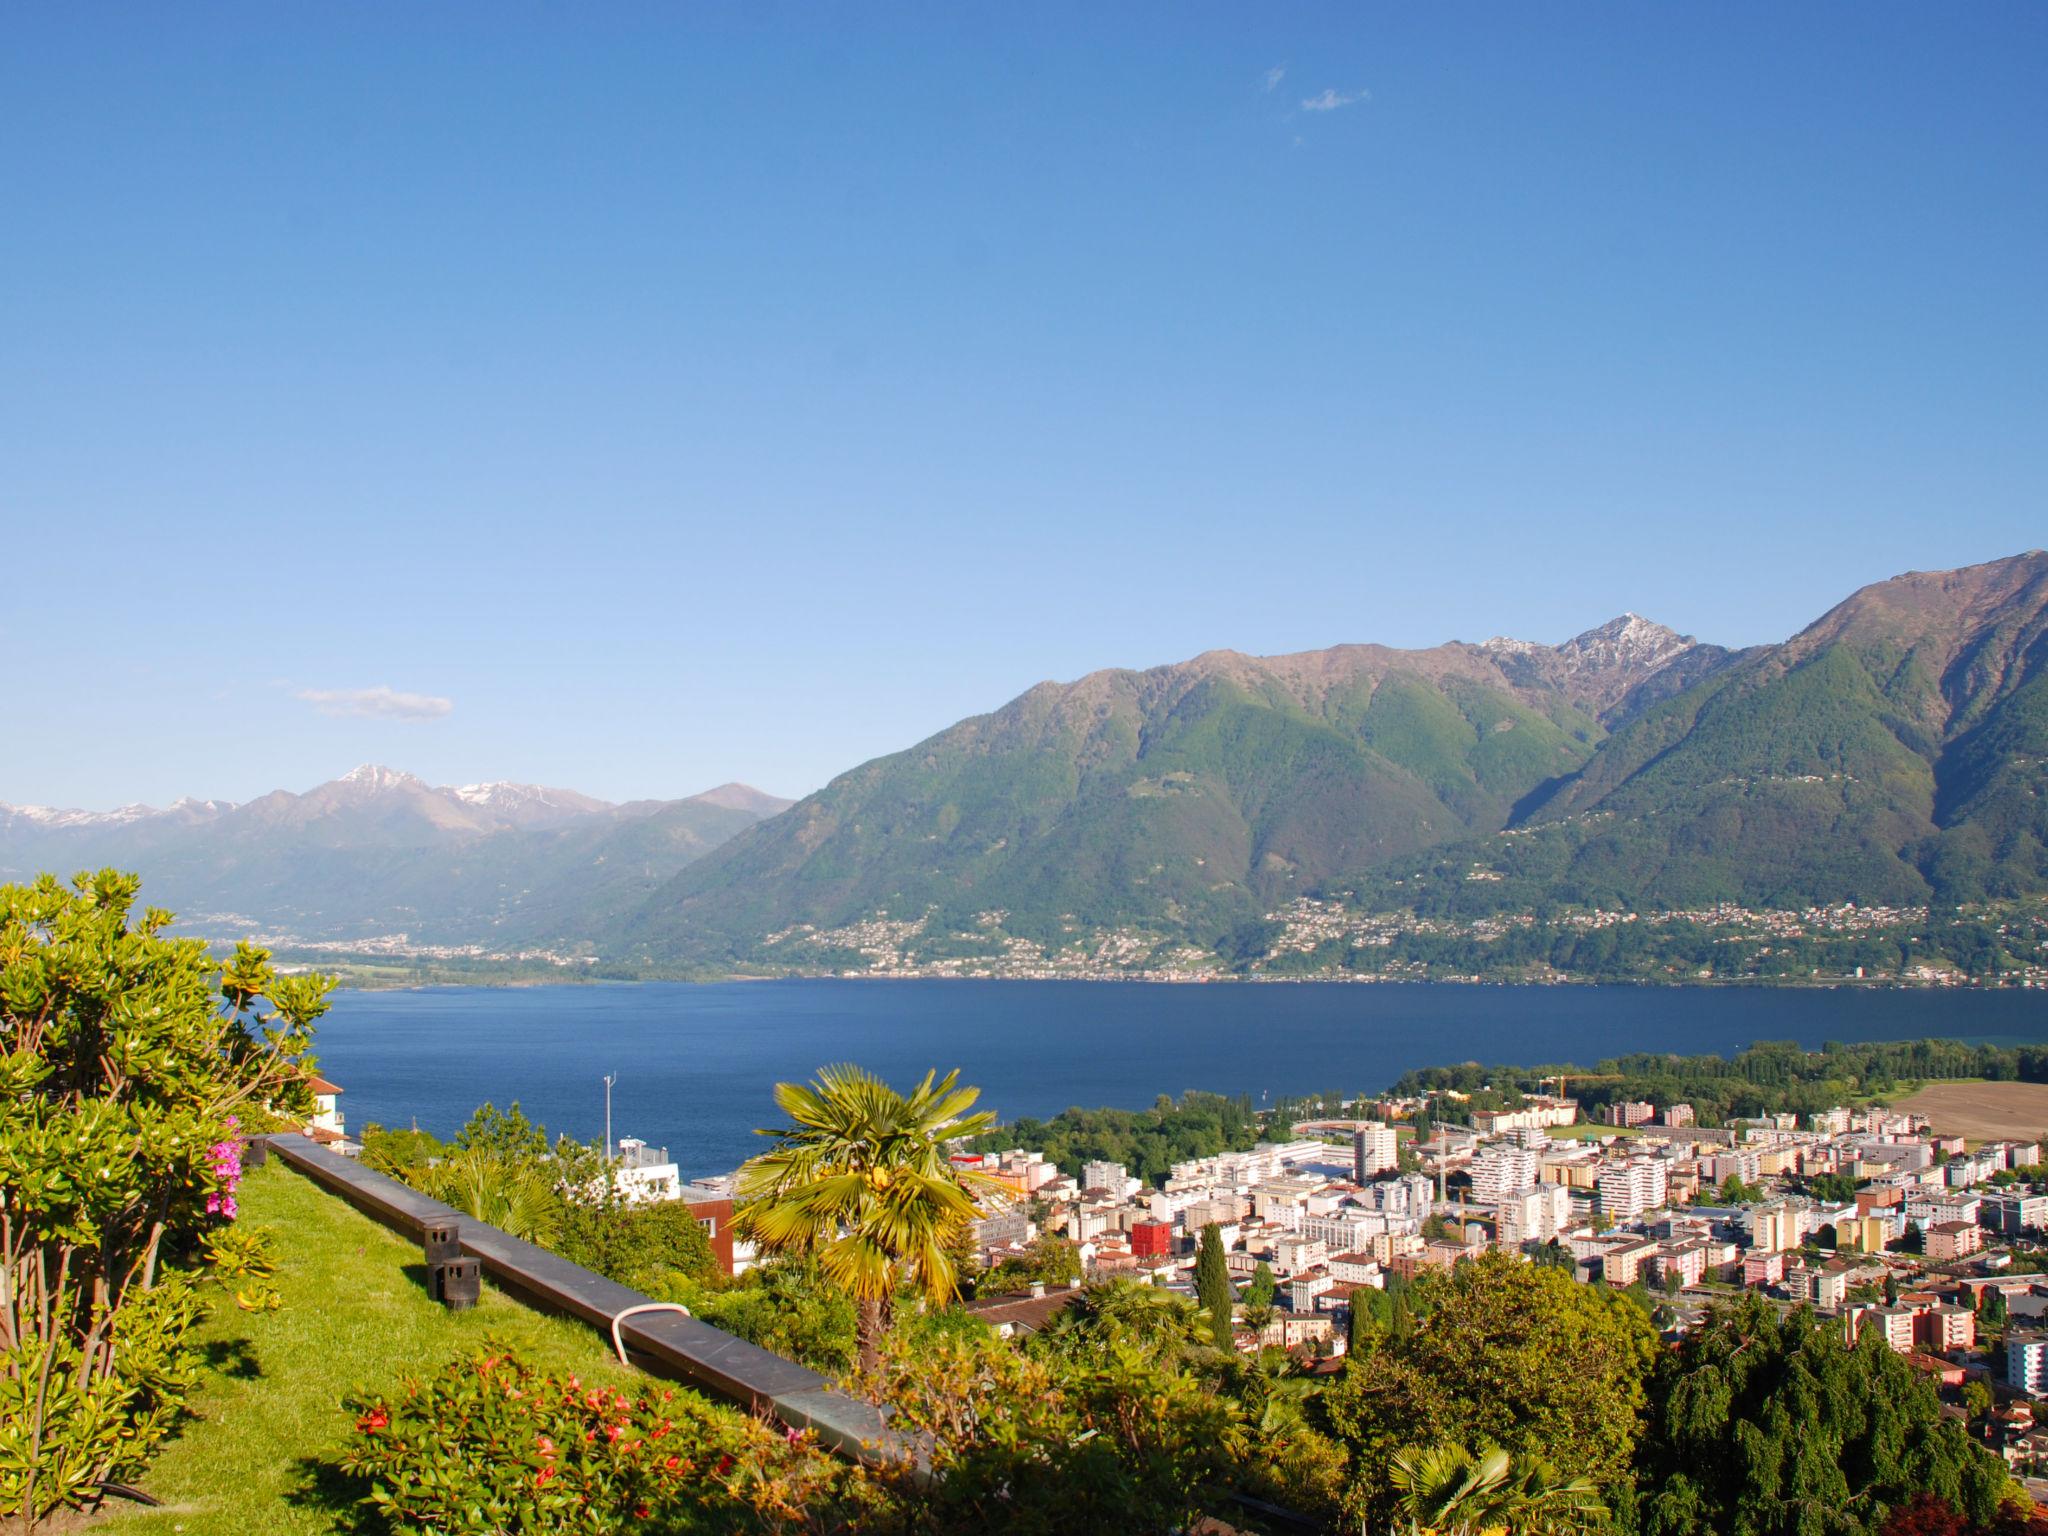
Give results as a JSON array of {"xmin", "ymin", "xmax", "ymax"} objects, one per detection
[
  {"xmin": 1301, "ymin": 87, "xmax": 1370, "ymax": 113},
  {"xmin": 1262, "ymin": 65, "xmax": 1286, "ymax": 93},
  {"xmin": 296, "ymin": 685, "xmax": 454, "ymax": 721}
]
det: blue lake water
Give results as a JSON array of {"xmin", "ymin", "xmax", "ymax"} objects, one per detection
[{"xmin": 312, "ymin": 980, "xmax": 2048, "ymax": 1179}]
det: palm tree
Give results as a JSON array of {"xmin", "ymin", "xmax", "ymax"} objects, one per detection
[
  {"xmin": 1391, "ymin": 1442, "xmax": 1514, "ymax": 1534},
  {"xmin": 734, "ymin": 1064, "xmax": 1006, "ymax": 1372},
  {"xmin": 1388, "ymin": 1441, "xmax": 1605, "ymax": 1535},
  {"xmin": 424, "ymin": 1146, "xmax": 564, "ymax": 1245}
]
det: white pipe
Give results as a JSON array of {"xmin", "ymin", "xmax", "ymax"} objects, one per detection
[{"xmin": 609, "ymin": 1301, "xmax": 692, "ymax": 1366}]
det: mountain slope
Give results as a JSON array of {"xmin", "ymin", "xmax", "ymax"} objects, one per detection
[
  {"xmin": 622, "ymin": 619, "xmax": 1721, "ymax": 964},
  {"xmin": 1377, "ymin": 551, "xmax": 2048, "ymax": 913},
  {"xmin": 623, "ymin": 552, "xmax": 2048, "ymax": 970}
]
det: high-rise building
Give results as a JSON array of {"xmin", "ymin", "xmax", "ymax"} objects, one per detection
[
  {"xmin": 1471, "ymin": 1143, "xmax": 1541, "ymax": 1205},
  {"xmin": 2010, "ymin": 1332, "xmax": 2048, "ymax": 1397},
  {"xmin": 1354, "ymin": 1122, "xmax": 1399, "ymax": 1182},
  {"xmin": 1496, "ymin": 1184, "xmax": 1572, "ymax": 1245},
  {"xmin": 1598, "ymin": 1157, "xmax": 1670, "ymax": 1221},
  {"xmin": 1080, "ymin": 1160, "xmax": 1129, "ymax": 1194}
]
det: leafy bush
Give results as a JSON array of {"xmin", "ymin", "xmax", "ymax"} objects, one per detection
[
  {"xmin": 0, "ymin": 871, "xmax": 329, "ymax": 1527},
  {"xmin": 337, "ymin": 1346, "xmax": 862, "ymax": 1534}
]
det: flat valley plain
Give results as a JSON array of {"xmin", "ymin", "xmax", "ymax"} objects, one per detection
[{"xmin": 1894, "ymin": 1080, "xmax": 2048, "ymax": 1141}]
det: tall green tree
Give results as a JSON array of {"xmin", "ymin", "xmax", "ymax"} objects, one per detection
[
  {"xmin": 734, "ymin": 1065, "xmax": 1004, "ymax": 1372},
  {"xmin": 1320, "ymin": 1251, "xmax": 1656, "ymax": 1530},
  {"xmin": 1195, "ymin": 1223, "xmax": 1235, "ymax": 1351},
  {"xmin": 1634, "ymin": 1292, "xmax": 2008, "ymax": 1536}
]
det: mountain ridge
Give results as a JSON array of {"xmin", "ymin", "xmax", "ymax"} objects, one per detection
[{"xmin": 620, "ymin": 552, "xmax": 2048, "ymax": 971}]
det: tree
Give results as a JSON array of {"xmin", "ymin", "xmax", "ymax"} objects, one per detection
[
  {"xmin": 422, "ymin": 1144, "xmax": 565, "ymax": 1244},
  {"xmin": 734, "ymin": 1065, "xmax": 1004, "ymax": 1372},
  {"xmin": 979, "ymin": 1237, "xmax": 1082, "ymax": 1297},
  {"xmin": 1195, "ymin": 1223, "xmax": 1235, "ymax": 1351},
  {"xmin": 1, "ymin": 872, "xmax": 330, "ymax": 1528},
  {"xmin": 1242, "ymin": 1260, "xmax": 1278, "ymax": 1333},
  {"xmin": 1320, "ymin": 1251, "xmax": 1656, "ymax": 1530},
  {"xmin": 1719, "ymin": 1174, "xmax": 1763, "ymax": 1205},
  {"xmin": 1634, "ymin": 1293, "xmax": 2008, "ymax": 1535},
  {"xmin": 1964, "ymin": 1380, "xmax": 1994, "ymax": 1425}
]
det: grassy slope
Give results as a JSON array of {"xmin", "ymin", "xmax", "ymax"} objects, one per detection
[{"xmin": 101, "ymin": 1162, "xmax": 633, "ymax": 1536}]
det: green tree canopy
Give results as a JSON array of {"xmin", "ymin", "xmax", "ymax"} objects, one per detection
[
  {"xmin": 1635, "ymin": 1293, "xmax": 2008, "ymax": 1536},
  {"xmin": 1319, "ymin": 1251, "xmax": 1657, "ymax": 1529}
]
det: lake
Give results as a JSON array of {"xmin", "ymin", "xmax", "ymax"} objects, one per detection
[{"xmin": 312, "ymin": 979, "xmax": 2048, "ymax": 1179}]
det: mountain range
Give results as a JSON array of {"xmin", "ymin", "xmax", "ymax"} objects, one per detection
[
  {"xmin": 7, "ymin": 551, "xmax": 2045, "ymax": 974},
  {"xmin": 0, "ymin": 766, "xmax": 791, "ymax": 947},
  {"xmin": 624, "ymin": 550, "xmax": 2048, "ymax": 970}
]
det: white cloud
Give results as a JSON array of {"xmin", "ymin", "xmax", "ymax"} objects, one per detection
[
  {"xmin": 295, "ymin": 685, "xmax": 454, "ymax": 721},
  {"xmin": 1301, "ymin": 87, "xmax": 1370, "ymax": 113},
  {"xmin": 1262, "ymin": 65, "xmax": 1286, "ymax": 93}
]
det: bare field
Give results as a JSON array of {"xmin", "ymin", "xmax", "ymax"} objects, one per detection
[{"xmin": 1894, "ymin": 1080, "xmax": 2048, "ymax": 1141}]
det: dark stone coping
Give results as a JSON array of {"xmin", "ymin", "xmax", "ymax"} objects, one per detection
[{"xmin": 259, "ymin": 1133, "xmax": 904, "ymax": 1464}]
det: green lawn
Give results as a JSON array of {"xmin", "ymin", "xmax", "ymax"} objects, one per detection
[
  {"xmin": 101, "ymin": 1160, "xmax": 635, "ymax": 1536},
  {"xmin": 1547, "ymin": 1121, "xmax": 1649, "ymax": 1142}
]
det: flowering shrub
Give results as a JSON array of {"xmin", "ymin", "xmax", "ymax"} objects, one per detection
[
  {"xmin": 336, "ymin": 1347, "xmax": 864, "ymax": 1534},
  {"xmin": 1, "ymin": 872, "xmax": 328, "ymax": 1529}
]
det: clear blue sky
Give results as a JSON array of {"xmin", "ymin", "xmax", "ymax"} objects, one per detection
[{"xmin": 4, "ymin": 5, "xmax": 2043, "ymax": 809}]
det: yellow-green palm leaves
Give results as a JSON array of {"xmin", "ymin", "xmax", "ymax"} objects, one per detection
[
  {"xmin": 1389, "ymin": 1440, "xmax": 1605, "ymax": 1536},
  {"xmin": 734, "ymin": 1065, "xmax": 1006, "ymax": 1370}
]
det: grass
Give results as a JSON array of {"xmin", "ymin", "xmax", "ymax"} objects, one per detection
[
  {"xmin": 1546, "ymin": 1121, "xmax": 1649, "ymax": 1142},
  {"xmin": 100, "ymin": 1160, "xmax": 635, "ymax": 1536}
]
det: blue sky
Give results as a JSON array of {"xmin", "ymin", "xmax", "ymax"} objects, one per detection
[{"xmin": 4, "ymin": 5, "xmax": 2043, "ymax": 808}]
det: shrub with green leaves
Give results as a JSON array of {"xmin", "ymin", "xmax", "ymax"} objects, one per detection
[
  {"xmin": 336, "ymin": 1346, "xmax": 861, "ymax": 1534},
  {"xmin": 0, "ymin": 870, "xmax": 330, "ymax": 1528}
]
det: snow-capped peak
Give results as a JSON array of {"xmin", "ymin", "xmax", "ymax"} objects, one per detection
[
  {"xmin": 0, "ymin": 800, "xmax": 162, "ymax": 829},
  {"xmin": 338, "ymin": 764, "xmax": 427, "ymax": 792},
  {"xmin": 1558, "ymin": 613, "xmax": 1692, "ymax": 671}
]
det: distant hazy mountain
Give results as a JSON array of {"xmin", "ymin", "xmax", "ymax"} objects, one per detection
[
  {"xmin": 0, "ymin": 766, "xmax": 792, "ymax": 946},
  {"xmin": 621, "ymin": 552, "xmax": 2048, "ymax": 969}
]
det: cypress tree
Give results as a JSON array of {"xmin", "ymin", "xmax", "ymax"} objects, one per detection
[{"xmin": 1195, "ymin": 1222, "xmax": 1235, "ymax": 1351}]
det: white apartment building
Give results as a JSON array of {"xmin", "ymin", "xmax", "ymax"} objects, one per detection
[
  {"xmin": 2011, "ymin": 1333, "xmax": 2048, "ymax": 1398},
  {"xmin": 1304, "ymin": 1209, "xmax": 1392, "ymax": 1252},
  {"xmin": 1471, "ymin": 1143, "xmax": 1542, "ymax": 1205},
  {"xmin": 1359, "ymin": 1174, "xmax": 1435, "ymax": 1216},
  {"xmin": 1328, "ymin": 1252, "xmax": 1382, "ymax": 1285},
  {"xmin": 1496, "ymin": 1183, "xmax": 1573, "ymax": 1245},
  {"xmin": 1081, "ymin": 1160, "xmax": 1138, "ymax": 1198},
  {"xmin": 1273, "ymin": 1234, "xmax": 1328, "ymax": 1273},
  {"xmin": 1354, "ymin": 1122, "xmax": 1399, "ymax": 1181},
  {"xmin": 1598, "ymin": 1156, "xmax": 1670, "ymax": 1222}
]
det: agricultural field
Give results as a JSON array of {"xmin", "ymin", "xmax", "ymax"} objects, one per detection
[{"xmin": 1893, "ymin": 1080, "xmax": 2048, "ymax": 1143}]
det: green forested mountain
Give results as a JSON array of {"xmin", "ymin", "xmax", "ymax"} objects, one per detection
[
  {"xmin": 625, "ymin": 552, "xmax": 2048, "ymax": 970},
  {"xmin": 1386, "ymin": 550, "xmax": 2048, "ymax": 915}
]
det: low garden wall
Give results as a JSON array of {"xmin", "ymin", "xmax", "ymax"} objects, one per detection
[{"xmin": 260, "ymin": 1133, "xmax": 905, "ymax": 1465}]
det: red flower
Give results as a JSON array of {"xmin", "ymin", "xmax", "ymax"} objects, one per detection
[
  {"xmin": 536, "ymin": 1435, "xmax": 556, "ymax": 1458},
  {"xmin": 635, "ymin": 1507, "xmax": 651, "ymax": 1520},
  {"xmin": 535, "ymin": 1465, "xmax": 556, "ymax": 1487},
  {"xmin": 714, "ymin": 1454, "xmax": 735, "ymax": 1477},
  {"xmin": 664, "ymin": 1455, "xmax": 681, "ymax": 1471},
  {"xmin": 356, "ymin": 1409, "xmax": 389, "ymax": 1434}
]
